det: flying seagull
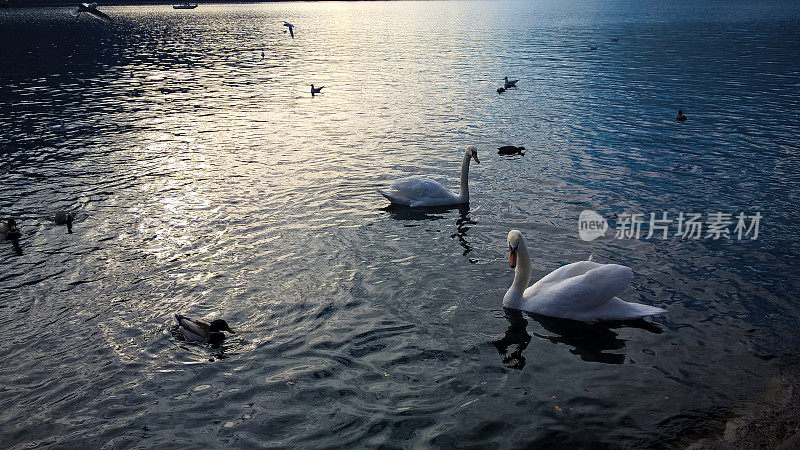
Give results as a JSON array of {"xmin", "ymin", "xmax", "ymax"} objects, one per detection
[
  {"xmin": 283, "ymin": 21, "xmax": 295, "ymax": 39},
  {"xmin": 70, "ymin": 3, "xmax": 113, "ymax": 23}
]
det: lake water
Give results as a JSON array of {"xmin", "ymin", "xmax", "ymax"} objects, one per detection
[{"xmin": 1, "ymin": 0, "xmax": 799, "ymax": 447}]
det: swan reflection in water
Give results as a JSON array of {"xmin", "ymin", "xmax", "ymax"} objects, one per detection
[
  {"xmin": 451, "ymin": 206, "xmax": 476, "ymax": 256},
  {"xmin": 492, "ymin": 308, "xmax": 532, "ymax": 369},
  {"xmin": 493, "ymin": 308, "xmax": 663, "ymax": 368},
  {"xmin": 383, "ymin": 204, "xmax": 476, "ymax": 257}
]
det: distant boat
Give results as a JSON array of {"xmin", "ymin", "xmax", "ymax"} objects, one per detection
[{"xmin": 173, "ymin": 3, "xmax": 198, "ymax": 9}]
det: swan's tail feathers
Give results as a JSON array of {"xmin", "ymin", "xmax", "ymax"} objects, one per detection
[
  {"xmin": 378, "ymin": 188, "xmax": 411, "ymax": 206},
  {"xmin": 623, "ymin": 302, "xmax": 667, "ymax": 319},
  {"xmin": 590, "ymin": 297, "xmax": 667, "ymax": 321}
]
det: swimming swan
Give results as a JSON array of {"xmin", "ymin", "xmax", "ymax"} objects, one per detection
[
  {"xmin": 503, "ymin": 230, "xmax": 666, "ymax": 321},
  {"xmin": 379, "ymin": 146, "xmax": 479, "ymax": 207}
]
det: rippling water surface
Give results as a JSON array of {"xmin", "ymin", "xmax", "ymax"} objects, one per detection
[{"xmin": 1, "ymin": 0, "xmax": 800, "ymax": 447}]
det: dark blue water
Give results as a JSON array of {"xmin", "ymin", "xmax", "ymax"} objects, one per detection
[{"xmin": 1, "ymin": 1, "xmax": 799, "ymax": 448}]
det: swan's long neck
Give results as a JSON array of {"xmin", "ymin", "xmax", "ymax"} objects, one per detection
[
  {"xmin": 459, "ymin": 151, "xmax": 472, "ymax": 201},
  {"xmin": 503, "ymin": 239, "xmax": 531, "ymax": 308}
]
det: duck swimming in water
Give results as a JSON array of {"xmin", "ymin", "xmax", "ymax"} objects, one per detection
[
  {"xmin": 676, "ymin": 110, "xmax": 687, "ymax": 122},
  {"xmin": 497, "ymin": 87, "xmax": 506, "ymax": 94},
  {"xmin": 174, "ymin": 314, "xmax": 236, "ymax": 346},
  {"xmin": 0, "ymin": 218, "xmax": 21, "ymax": 241},
  {"xmin": 54, "ymin": 211, "xmax": 74, "ymax": 233},
  {"xmin": 311, "ymin": 84, "xmax": 324, "ymax": 95},
  {"xmin": 498, "ymin": 145, "xmax": 525, "ymax": 155}
]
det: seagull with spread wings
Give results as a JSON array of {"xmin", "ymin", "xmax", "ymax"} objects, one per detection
[
  {"xmin": 283, "ymin": 21, "xmax": 295, "ymax": 39},
  {"xmin": 70, "ymin": 3, "xmax": 113, "ymax": 23}
]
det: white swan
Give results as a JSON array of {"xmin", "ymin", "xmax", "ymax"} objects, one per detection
[
  {"xmin": 379, "ymin": 146, "xmax": 479, "ymax": 207},
  {"xmin": 503, "ymin": 230, "xmax": 666, "ymax": 321}
]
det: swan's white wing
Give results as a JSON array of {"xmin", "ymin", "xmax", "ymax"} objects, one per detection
[
  {"xmin": 388, "ymin": 176, "xmax": 458, "ymax": 204},
  {"xmin": 524, "ymin": 264, "xmax": 633, "ymax": 315},
  {"xmin": 525, "ymin": 260, "xmax": 604, "ymax": 297}
]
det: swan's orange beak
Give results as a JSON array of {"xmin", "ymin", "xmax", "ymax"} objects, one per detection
[
  {"xmin": 473, "ymin": 154, "xmax": 480, "ymax": 164},
  {"xmin": 509, "ymin": 248, "xmax": 517, "ymax": 268}
]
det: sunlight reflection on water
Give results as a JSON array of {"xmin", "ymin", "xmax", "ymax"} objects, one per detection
[{"xmin": 1, "ymin": 0, "xmax": 799, "ymax": 447}]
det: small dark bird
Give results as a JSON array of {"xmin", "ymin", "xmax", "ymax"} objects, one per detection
[
  {"xmin": 0, "ymin": 218, "xmax": 21, "ymax": 241},
  {"xmin": 49, "ymin": 120, "xmax": 66, "ymax": 133},
  {"xmin": 498, "ymin": 145, "xmax": 525, "ymax": 155},
  {"xmin": 70, "ymin": 3, "xmax": 113, "ymax": 23},
  {"xmin": 55, "ymin": 211, "xmax": 74, "ymax": 233},
  {"xmin": 283, "ymin": 21, "xmax": 295, "ymax": 39},
  {"xmin": 588, "ymin": 45, "xmax": 598, "ymax": 51},
  {"xmin": 676, "ymin": 110, "xmax": 687, "ymax": 122},
  {"xmin": 174, "ymin": 314, "xmax": 236, "ymax": 346},
  {"xmin": 311, "ymin": 84, "xmax": 324, "ymax": 95},
  {"xmin": 497, "ymin": 87, "xmax": 506, "ymax": 94},
  {"xmin": 503, "ymin": 76, "xmax": 518, "ymax": 89},
  {"xmin": 610, "ymin": 37, "xmax": 619, "ymax": 42}
]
